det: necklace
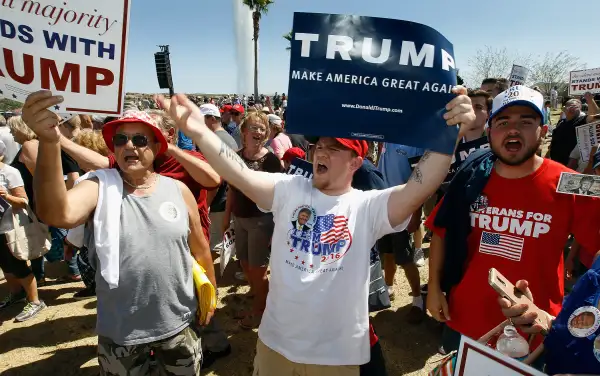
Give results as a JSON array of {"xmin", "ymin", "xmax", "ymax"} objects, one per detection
[{"xmin": 121, "ymin": 173, "xmax": 159, "ymax": 190}]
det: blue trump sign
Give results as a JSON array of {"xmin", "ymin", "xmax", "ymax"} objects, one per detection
[
  {"xmin": 287, "ymin": 158, "xmax": 313, "ymax": 179},
  {"xmin": 286, "ymin": 13, "xmax": 459, "ymax": 154}
]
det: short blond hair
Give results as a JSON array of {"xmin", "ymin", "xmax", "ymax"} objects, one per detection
[
  {"xmin": 73, "ymin": 129, "xmax": 109, "ymax": 156},
  {"xmin": 145, "ymin": 109, "xmax": 177, "ymax": 144},
  {"xmin": 240, "ymin": 112, "xmax": 271, "ymax": 146},
  {"xmin": 145, "ymin": 110, "xmax": 175, "ymax": 132},
  {"xmin": 7, "ymin": 116, "xmax": 37, "ymax": 142}
]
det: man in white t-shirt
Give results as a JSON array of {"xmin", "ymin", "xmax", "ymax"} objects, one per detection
[
  {"xmin": 35, "ymin": 88, "xmax": 474, "ymax": 374},
  {"xmin": 156, "ymin": 90, "xmax": 474, "ymax": 375}
]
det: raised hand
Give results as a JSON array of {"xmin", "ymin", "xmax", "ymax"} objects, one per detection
[
  {"xmin": 156, "ymin": 94, "xmax": 208, "ymax": 139},
  {"xmin": 444, "ymin": 86, "xmax": 476, "ymax": 137},
  {"xmin": 21, "ymin": 91, "xmax": 63, "ymax": 143}
]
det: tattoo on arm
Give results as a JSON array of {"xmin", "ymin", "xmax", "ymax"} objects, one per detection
[
  {"xmin": 219, "ymin": 141, "xmax": 246, "ymax": 171},
  {"xmin": 409, "ymin": 166, "xmax": 423, "ymax": 184},
  {"xmin": 409, "ymin": 151, "xmax": 431, "ymax": 184}
]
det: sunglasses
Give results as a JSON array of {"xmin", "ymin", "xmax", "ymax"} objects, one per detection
[
  {"xmin": 230, "ymin": 111, "xmax": 241, "ymax": 116},
  {"xmin": 112, "ymin": 133, "xmax": 150, "ymax": 148}
]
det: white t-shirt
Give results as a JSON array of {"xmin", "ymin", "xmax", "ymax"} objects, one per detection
[
  {"xmin": 258, "ymin": 173, "xmax": 409, "ymax": 365},
  {"xmin": 0, "ymin": 164, "xmax": 26, "ymax": 234}
]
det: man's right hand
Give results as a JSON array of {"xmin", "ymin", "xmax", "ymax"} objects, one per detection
[
  {"xmin": 21, "ymin": 91, "xmax": 63, "ymax": 143},
  {"xmin": 427, "ymin": 283, "xmax": 450, "ymax": 322}
]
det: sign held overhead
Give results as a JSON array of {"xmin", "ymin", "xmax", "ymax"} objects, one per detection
[{"xmin": 0, "ymin": 0, "xmax": 131, "ymax": 115}]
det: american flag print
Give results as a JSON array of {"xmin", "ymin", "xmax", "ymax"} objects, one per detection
[
  {"xmin": 479, "ymin": 231, "xmax": 524, "ymax": 261},
  {"xmin": 313, "ymin": 214, "xmax": 351, "ymax": 244}
]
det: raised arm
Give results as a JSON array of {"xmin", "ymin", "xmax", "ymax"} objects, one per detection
[
  {"xmin": 22, "ymin": 91, "xmax": 98, "ymax": 228},
  {"xmin": 166, "ymin": 144, "xmax": 220, "ymax": 188},
  {"xmin": 159, "ymin": 95, "xmax": 276, "ymax": 211},
  {"xmin": 59, "ymin": 134, "xmax": 110, "ymax": 171},
  {"xmin": 386, "ymin": 88, "xmax": 474, "ymax": 228},
  {"xmin": 585, "ymin": 92, "xmax": 599, "ymax": 124}
]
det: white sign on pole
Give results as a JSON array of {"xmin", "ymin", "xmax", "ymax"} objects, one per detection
[
  {"xmin": 454, "ymin": 336, "xmax": 546, "ymax": 376},
  {"xmin": 575, "ymin": 120, "xmax": 600, "ymax": 163},
  {"xmin": 0, "ymin": 0, "xmax": 131, "ymax": 115},
  {"xmin": 220, "ymin": 225, "xmax": 236, "ymax": 276},
  {"xmin": 569, "ymin": 67, "xmax": 600, "ymax": 96},
  {"xmin": 509, "ymin": 65, "xmax": 529, "ymax": 87}
]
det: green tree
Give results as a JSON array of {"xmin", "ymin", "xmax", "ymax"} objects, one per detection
[
  {"xmin": 283, "ymin": 30, "xmax": 292, "ymax": 51},
  {"xmin": 0, "ymin": 99, "xmax": 22, "ymax": 112},
  {"xmin": 242, "ymin": 0, "xmax": 274, "ymax": 99}
]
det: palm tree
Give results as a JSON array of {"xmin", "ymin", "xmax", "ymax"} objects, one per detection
[
  {"xmin": 283, "ymin": 30, "xmax": 292, "ymax": 51},
  {"xmin": 242, "ymin": 0, "xmax": 274, "ymax": 100}
]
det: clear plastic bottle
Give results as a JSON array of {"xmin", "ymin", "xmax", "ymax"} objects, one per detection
[{"xmin": 495, "ymin": 325, "xmax": 530, "ymax": 361}]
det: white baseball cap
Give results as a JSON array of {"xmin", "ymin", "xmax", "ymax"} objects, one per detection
[
  {"xmin": 267, "ymin": 114, "xmax": 282, "ymax": 126},
  {"xmin": 489, "ymin": 85, "xmax": 544, "ymax": 125},
  {"xmin": 199, "ymin": 104, "xmax": 221, "ymax": 118},
  {"xmin": 0, "ymin": 140, "xmax": 6, "ymax": 157}
]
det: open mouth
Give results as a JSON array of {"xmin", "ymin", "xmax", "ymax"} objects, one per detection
[
  {"xmin": 316, "ymin": 162, "xmax": 328, "ymax": 174},
  {"xmin": 503, "ymin": 138, "xmax": 523, "ymax": 153},
  {"xmin": 252, "ymin": 135, "xmax": 262, "ymax": 141},
  {"xmin": 124, "ymin": 155, "xmax": 139, "ymax": 163}
]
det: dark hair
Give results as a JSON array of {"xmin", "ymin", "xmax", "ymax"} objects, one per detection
[
  {"xmin": 495, "ymin": 78, "xmax": 509, "ymax": 93},
  {"xmin": 468, "ymin": 90, "xmax": 493, "ymax": 112},
  {"xmin": 581, "ymin": 176, "xmax": 594, "ymax": 184},
  {"xmin": 544, "ymin": 100, "xmax": 551, "ymax": 106},
  {"xmin": 481, "ymin": 78, "xmax": 498, "ymax": 86},
  {"xmin": 298, "ymin": 208, "xmax": 312, "ymax": 217}
]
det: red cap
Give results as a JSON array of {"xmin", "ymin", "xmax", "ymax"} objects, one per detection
[
  {"xmin": 231, "ymin": 104, "xmax": 245, "ymax": 114},
  {"xmin": 282, "ymin": 147, "xmax": 306, "ymax": 163},
  {"xmin": 334, "ymin": 138, "xmax": 368, "ymax": 158},
  {"xmin": 220, "ymin": 104, "xmax": 232, "ymax": 113},
  {"xmin": 102, "ymin": 111, "xmax": 168, "ymax": 155}
]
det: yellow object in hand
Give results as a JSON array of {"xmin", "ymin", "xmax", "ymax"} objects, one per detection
[{"xmin": 192, "ymin": 258, "xmax": 216, "ymax": 324}]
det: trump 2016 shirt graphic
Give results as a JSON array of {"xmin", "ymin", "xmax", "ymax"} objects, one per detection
[{"xmin": 287, "ymin": 206, "xmax": 353, "ymax": 271}]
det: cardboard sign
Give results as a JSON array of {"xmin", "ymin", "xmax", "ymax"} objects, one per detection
[
  {"xmin": 0, "ymin": 0, "xmax": 131, "ymax": 115},
  {"xmin": 454, "ymin": 336, "xmax": 546, "ymax": 376},
  {"xmin": 569, "ymin": 68, "xmax": 600, "ymax": 96},
  {"xmin": 286, "ymin": 12, "xmax": 459, "ymax": 154},
  {"xmin": 287, "ymin": 157, "xmax": 313, "ymax": 179},
  {"xmin": 220, "ymin": 225, "xmax": 236, "ymax": 277},
  {"xmin": 409, "ymin": 137, "xmax": 489, "ymax": 182},
  {"xmin": 575, "ymin": 120, "xmax": 600, "ymax": 163},
  {"xmin": 509, "ymin": 65, "xmax": 529, "ymax": 87}
]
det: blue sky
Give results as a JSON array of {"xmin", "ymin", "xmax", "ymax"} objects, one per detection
[{"xmin": 125, "ymin": 0, "xmax": 599, "ymax": 94}]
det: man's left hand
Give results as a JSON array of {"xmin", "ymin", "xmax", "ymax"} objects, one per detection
[{"xmin": 444, "ymin": 86, "xmax": 476, "ymax": 137}]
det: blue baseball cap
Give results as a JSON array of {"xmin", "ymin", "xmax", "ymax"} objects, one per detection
[{"xmin": 488, "ymin": 85, "xmax": 544, "ymax": 125}]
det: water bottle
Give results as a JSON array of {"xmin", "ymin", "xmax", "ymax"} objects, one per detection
[{"xmin": 495, "ymin": 325, "xmax": 529, "ymax": 361}]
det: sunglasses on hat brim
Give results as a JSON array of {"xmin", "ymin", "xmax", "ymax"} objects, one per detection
[{"xmin": 112, "ymin": 133, "xmax": 150, "ymax": 148}]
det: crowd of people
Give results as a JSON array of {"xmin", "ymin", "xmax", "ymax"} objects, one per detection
[{"xmin": 0, "ymin": 76, "xmax": 599, "ymax": 376}]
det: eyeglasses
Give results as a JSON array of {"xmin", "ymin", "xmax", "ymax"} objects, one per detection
[
  {"xmin": 112, "ymin": 133, "xmax": 150, "ymax": 148},
  {"xmin": 230, "ymin": 111, "xmax": 241, "ymax": 116}
]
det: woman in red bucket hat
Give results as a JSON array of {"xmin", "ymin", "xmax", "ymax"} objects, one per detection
[{"xmin": 22, "ymin": 92, "xmax": 218, "ymax": 375}]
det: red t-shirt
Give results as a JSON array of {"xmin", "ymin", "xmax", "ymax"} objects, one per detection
[
  {"xmin": 108, "ymin": 151, "xmax": 213, "ymax": 241},
  {"xmin": 425, "ymin": 159, "xmax": 600, "ymax": 340}
]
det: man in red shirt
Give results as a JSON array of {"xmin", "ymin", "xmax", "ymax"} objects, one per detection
[
  {"xmin": 57, "ymin": 111, "xmax": 220, "ymax": 241},
  {"xmin": 426, "ymin": 85, "xmax": 600, "ymax": 353}
]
